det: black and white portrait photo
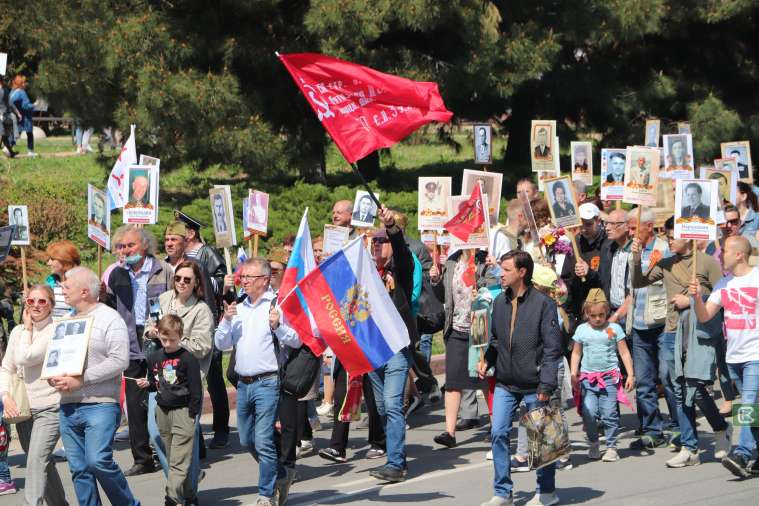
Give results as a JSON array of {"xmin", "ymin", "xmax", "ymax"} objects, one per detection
[
  {"xmin": 351, "ymin": 190, "xmax": 381, "ymax": 228},
  {"xmin": 680, "ymin": 182, "xmax": 711, "ymax": 220},
  {"xmin": 46, "ymin": 349, "xmax": 60, "ymax": 368},
  {"xmin": 53, "ymin": 323, "xmax": 66, "ymax": 341},
  {"xmin": 473, "ymin": 124, "xmax": 492, "ymax": 164},
  {"xmin": 209, "ymin": 186, "xmax": 237, "ymax": 248},
  {"xmin": 674, "ymin": 179, "xmax": 718, "ymax": 241},
  {"xmin": 530, "ymin": 120, "xmax": 556, "ymax": 172},
  {"xmin": 0, "ymin": 225, "xmax": 14, "ymax": 263},
  {"xmin": 721, "ymin": 141, "xmax": 753, "ymax": 182},
  {"xmin": 87, "ymin": 184, "xmax": 111, "ymax": 250},
  {"xmin": 645, "ymin": 119, "xmax": 660, "ymax": 147},
  {"xmin": 662, "ymin": 134, "xmax": 694, "ymax": 179},
  {"xmin": 8, "ymin": 205, "xmax": 30, "ymax": 246},
  {"xmin": 66, "ymin": 320, "xmax": 86, "ymax": 335}
]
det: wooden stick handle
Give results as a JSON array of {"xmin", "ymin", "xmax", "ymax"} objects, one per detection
[
  {"xmin": 616, "ymin": 201, "xmax": 622, "ymax": 210},
  {"xmin": 636, "ymin": 206, "xmax": 643, "ymax": 241},
  {"xmin": 20, "ymin": 247, "xmax": 28, "ymax": 294},
  {"xmin": 568, "ymin": 230, "xmax": 586, "ymax": 282},
  {"xmin": 253, "ymin": 234, "xmax": 259, "ymax": 257},
  {"xmin": 223, "ymin": 247, "xmax": 232, "ymax": 274},
  {"xmin": 247, "ymin": 239, "xmax": 252, "ymax": 258},
  {"xmin": 97, "ymin": 245, "xmax": 103, "ymax": 279},
  {"xmin": 692, "ymin": 240, "xmax": 697, "ymax": 281}
]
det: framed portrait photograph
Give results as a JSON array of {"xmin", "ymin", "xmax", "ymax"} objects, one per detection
[
  {"xmin": 41, "ymin": 316, "xmax": 93, "ymax": 379},
  {"xmin": 700, "ymin": 165, "xmax": 737, "ymax": 205},
  {"xmin": 209, "ymin": 186, "xmax": 237, "ymax": 248},
  {"xmin": 661, "ymin": 134, "xmax": 694, "ymax": 180},
  {"xmin": 674, "ymin": 179, "xmax": 719, "ymax": 241},
  {"xmin": 470, "ymin": 308, "xmax": 489, "ymax": 348},
  {"xmin": 677, "ymin": 122, "xmax": 691, "ymax": 135},
  {"xmin": 570, "ymin": 141, "xmax": 593, "ymax": 185},
  {"xmin": 600, "ymin": 148, "xmax": 626, "ymax": 200},
  {"xmin": 351, "ymin": 190, "xmax": 380, "ymax": 229},
  {"xmin": 721, "ymin": 141, "xmax": 753, "ymax": 183},
  {"xmin": 0, "ymin": 225, "xmax": 14, "ymax": 262},
  {"xmin": 544, "ymin": 176, "xmax": 581, "ymax": 229},
  {"xmin": 8, "ymin": 205, "xmax": 30, "ymax": 246},
  {"xmin": 87, "ymin": 184, "xmax": 111, "ymax": 250},
  {"xmin": 323, "ymin": 224, "xmax": 350, "ymax": 256},
  {"xmin": 530, "ymin": 119, "xmax": 557, "ymax": 172},
  {"xmin": 644, "ymin": 119, "xmax": 661, "ymax": 148},
  {"xmin": 418, "ymin": 177, "xmax": 451, "ymax": 231},
  {"xmin": 244, "ymin": 189, "xmax": 269, "ymax": 237},
  {"xmin": 448, "ymin": 193, "xmax": 491, "ymax": 253},
  {"xmin": 538, "ymin": 138, "xmax": 562, "ymax": 193},
  {"xmin": 139, "ymin": 155, "xmax": 160, "ymax": 168},
  {"xmin": 623, "ymin": 146, "xmax": 660, "ymax": 207},
  {"xmin": 122, "ymin": 165, "xmax": 159, "ymax": 224},
  {"xmin": 462, "ymin": 169, "xmax": 503, "ymax": 225},
  {"xmin": 473, "ymin": 124, "xmax": 492, "ymax": 164}
]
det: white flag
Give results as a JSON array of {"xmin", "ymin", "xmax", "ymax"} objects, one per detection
[{"xmin": 107, "ymin": 124, "xmax": 137, "ymax": 211}]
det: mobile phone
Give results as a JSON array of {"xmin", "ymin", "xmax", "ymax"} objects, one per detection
[{"xmin": 148, "ymin": 297, "xmax": 163, "ymax": 322}]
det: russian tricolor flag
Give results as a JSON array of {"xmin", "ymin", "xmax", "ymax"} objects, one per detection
[
  {"xmin": 278, "ymin": 209, "xmax": 326, "ymax": 355},
  {"xmin": 295, "ymin": 235, "xmax": 410, "ymax": 376}
]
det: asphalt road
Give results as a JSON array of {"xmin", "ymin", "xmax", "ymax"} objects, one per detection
[{"xmin": 4, "ymin": 392, "xmax": 757, "ymax": 505}]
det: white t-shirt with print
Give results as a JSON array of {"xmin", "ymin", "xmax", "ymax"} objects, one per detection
[{"xmin": 708, "ymin": 267, "xmax": 759, "ymax": 363}]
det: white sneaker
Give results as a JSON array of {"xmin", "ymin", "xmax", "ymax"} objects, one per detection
[
  {"xmin": 666, "ymin": 448, "xmax": 700, "ymax": 468},
  {"xmin": 486, "ymin": 450, "xmax": 493, "ymax": 460},
  {"xmin": 714, "ymin": 423, "xmax": 732, "ymax": 460},
  {"xmin": 114, "ymin": 428, "xmax": 130, "ymax": 442},
  {"xmin": 588, "ymin": 441, "xmax": 601, "ymax": 460},
  {"xmin": 480, "ymin": 496, "xmax": 513, "ymax": 506},
  {"xmin": 27, "ymin": 151, "xmax": 38, "ymax": 158},
  {"xmin": 296, "ymin": 440, "xmax": 314, "ymax": 458},
  {"xmin": 602, "ymin": 448, "xmax": 619, "ymax": 462},
  {"xmin": 316, "ymin": 402, "xmax": 333, "ymax": 417},
  {"xmin": 526, "ymin": 491, "xmax": 559, "ymax": 505},
  {"xmin": 52, "ymin": 447, "xmax": 67, "ymax": 461}
]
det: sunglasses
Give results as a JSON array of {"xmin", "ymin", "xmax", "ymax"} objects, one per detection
[
  {"xmin": 174, "ymin": 275, "xmax": 194, "ymax": 284},
  {"xmin": 240, "ymin": 274, "xmax": 268, "ymax": 281},
  {"xmin": 26, "ymin": 298, "xmax": 49, "ymax": 306}
]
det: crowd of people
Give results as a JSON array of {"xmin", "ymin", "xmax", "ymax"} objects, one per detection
[{"xmin": 0, "ymin": 173, "xmax": 758, "ymax": 506}]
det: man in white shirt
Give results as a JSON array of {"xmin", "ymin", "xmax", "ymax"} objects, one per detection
[
  {"xmin": 214, "ymin": 257, "xmax": 301, "ymax": 506},
  {"xmin": 691, "ymin": 236, "xmax": 759, "ymax": 478}
]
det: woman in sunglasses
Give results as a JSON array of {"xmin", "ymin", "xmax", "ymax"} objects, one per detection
[
  {"xmin": 0, "ymin": 284, "xmax": 69, "ymax": 504},
  {"xmin": 142, "ymin": 260, "xmax": 213, "ymax": 498},
  {"xmin": 45, "ymin": 240, "xmax": 81, "ymax": 319}
]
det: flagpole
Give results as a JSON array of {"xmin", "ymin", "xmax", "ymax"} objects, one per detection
[{"xmin": 350, "ymin": 163, "xmax": 382, "ymax": 209}]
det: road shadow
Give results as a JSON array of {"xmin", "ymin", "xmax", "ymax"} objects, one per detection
[{"xmin": 514, "ymin": 486, "xmax": 604, "ymax": 505}]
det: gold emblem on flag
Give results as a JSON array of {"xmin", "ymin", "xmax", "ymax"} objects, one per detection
[{"xmin": 340, "ymin": 285, "xmax": 371, "ymax": 327}]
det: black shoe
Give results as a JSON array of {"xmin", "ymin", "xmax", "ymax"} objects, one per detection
[
  {"xmin": 124, "ymin": 463, "xmax": 157, "ymax": 476},
  {"xmin": 186, "ymin": 498, "xmax": 200, "ymax": 506},
  {"xmin": 209, "ymin": 432, "xmax": 229, "ymax": 449},
  {"xmin": 722, "ymin": 452, "xmax": 751, "ymax": 478},
  {"xmin": 370, "ymin": 466, "xmax": 405, "ymax": 483},
  {"xmin": 433, "ymin": 431, "xmax": 457, "ymax": 448},
  {"xmin": 628, "ymin": 435, "xmax": 667, "ymax": 450},
  {"xmin": 455, "ymin": 418, "xmax": 480, "ymax": 431},
  {"xmin": 164, "ymin": 496, "xmax": 174, "ymax": 506},
  {"xmin": 318, "ymin": 447, "xmax": 347, "ymax": 463},
  {"xmin": 751, "ymin": 459, "xmax": 759, "ymax": 476}
]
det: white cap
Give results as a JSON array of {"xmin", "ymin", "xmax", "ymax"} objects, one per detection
[{"xmin": 579, "ymin": 203, "xmax": 601, "ymax": 220}]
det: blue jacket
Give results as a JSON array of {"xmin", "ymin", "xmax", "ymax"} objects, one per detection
[{"xmin": 10, "ymin": 89, "xmax": 34, "ymax": 132}]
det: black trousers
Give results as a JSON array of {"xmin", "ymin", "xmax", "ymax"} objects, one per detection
[
  {"xmin": 124, "ymin": 359, "xmax": 153, "ymax": 467},
  {"xmin": 411, "ymin": 338, "xmax": 438, "ymax": 393},
  {"xmin": 329, "ymin": 365, "xmax": 385, "ymax": 455},
  {"xmin": 206, "ymin": 347, "xmax": 230, "ymax": 435},
  {"xmin": 279, "ymin": 395, "xmax": 314, "ymax": 469}
]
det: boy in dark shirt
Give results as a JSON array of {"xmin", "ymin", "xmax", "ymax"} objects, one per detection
[{"xmin": 145, "ymin": 315, "xmax": 202, "ymax": 506}]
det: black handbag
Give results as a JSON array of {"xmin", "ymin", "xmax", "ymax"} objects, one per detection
[
  {"xmin": 416, "ymin": 279, "xmax": 445, "ymax": 334},
  {"xmin": 280, "ymin": 344, "xmax": 321, "ymax": 398}
]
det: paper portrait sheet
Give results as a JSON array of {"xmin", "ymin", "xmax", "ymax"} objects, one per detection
[
  {"xmin": 545, "ymin": 176, "xmax": 581, "ymax": 229},
  {"xmin": 41, "ymin": 316, "xmax": 92, "ymax": 379},
  {"xmin": 462, "ymin": 170, "xmax": 502, "ymax": 225},
  {"xmin": 644, "ymin": 119, "xmax": 660, "ymax": 148},
  {"xmin": 600, "ymin": 148, "xmax": 626, "ymax": 200},
  {"xmin": 530, "ymin": 120, "xmax": 557, "ymax": 172},
  {"xmin": 323, "ymin": 224, "xmax": 350, "ymax": 256},
  {"xmin": 209, "ymin": 186, "xmax": 237, "ymax": 248},
  {"xmin": 623, "ymin": 146, "xmax": 660, "ymax": 207},
  {"xmin": 473, "ymin": 124, "xmax": 492, "ymax": 164},
  {"xmin": 122, "ymin": 165, "xmax": 158, "ymax": 224},
  {"xmin": 8, "ymin": 205, "xmax": 30, "ymax": 246},
  {"xmin": 674, "ymin": 179, "xmax": 718, "ymax": 241},
  {"xmin": 570, "ymin": 141, "xmax": 593, "ymax": 186},
  {"xmin": 418, "ymin": 177, "xmax": 451, "ymax": 231},
  {"xmin": 87, "ymin": 184, "xmax": 111, "ymax": 250},
  {"xmin": 351, "ymin": 190, "xmax": 380, "ymax": 229},
  {"xmin": 245, "ymin": 189, "xmax": 269, "ymax": 236},
  {"xmin": 721, "ymin": 141, "xmax": 753, "ymax": 183},
  {"xmin": 701, "ymin": 164, "xmax": 737, "ymax": 206},
  {"xmin": 661, "ymin": 134, "xmax": 695, "ymax": 180}
]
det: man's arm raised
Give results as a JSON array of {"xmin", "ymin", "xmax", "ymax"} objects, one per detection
[{"xmin": 689, "ymin": 280, "xmax": 721, "ymax": 323}]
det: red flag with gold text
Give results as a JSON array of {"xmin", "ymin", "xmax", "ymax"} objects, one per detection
[
  {"xmin": 444, "ymin": 183, "xmax": 486, "ymax": 242},
  {"xmin": 278, "ymin": 52, "xmax": 453, "ymax": 163}
]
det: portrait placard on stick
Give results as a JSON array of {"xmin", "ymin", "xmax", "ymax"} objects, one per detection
[
  {"xmin": 600, "ymin": 149, "xmax": 626, "ymax": 200},
  {"xmin": 677, "ymin": 122, "xmax": 691, "ymax": 135},
  {"xmin": 448, "ymin": 193, "xmax": 491, "ymax": 252},
  {"xmin": 323, "ymin": 224, "xmax": 350, "ymax": 256},
  {"xmin": 570, "ymin": 141, "xmax": 593, "ymax": 186},
  {"xmin": 122, "ymin": 165, "xmax": 159, "ymax": 224},
  {"xmin": 644, "ymin": 119, "xmax": 660, "ymax": 147},
  {"xmin": 8, "ymin": 205, "xmax": 30, "ymax": 246},
  {"xmin": 623, "ymin": 146, "xmax": 660, "ymax": 207},
  {"xmin": 41, "ymin": 316, "xmax": 93, "ymax": 379},
  {"xmin": 721, "ymin": 141, "xmax": 753, "ymax": 183},
  {"xmin": 544, "ymin": 176, "xmax": 581, "ymax": 229},
  {"xmin": 538, "ymin": 136, "xmax": 561, "ymax": 193},
  {"xmin": 244, "ymin": 190, "xmax": 269, "ymax": 237},
  {"xmin": 530, "ymin": 120, "xmax": 556, "ymax": 172},
  {"xmin": 473, "ymin": 124, "xmax": 492, "ymax": 164},
  {"xmin": 418, "ymin": 177, "xmax": 451, "ymax": 231},
  {"xmin": 351, "ymin": 190, "xmax": 380, "ymax": 228},
  {"xmin": 209, "ymin": 186, "xmax": 237, "ymax": 248},
  {"xmin": 701, "ymin": 165, "xmax": 737, "ymax": 205},
  {"xmin": 661, "ymin": 134, "xmax": 694, "ymax": 180},
  {"xmin": 462, "ymin": 169, "xmax": 502, "ymax": 225},
  {"xmin": 674, "ymin": 179, "xmax": 718, "ymax": 241},
  {"xmin": 87, "ymin": 185, "xmax": 111, "ymax": 250}
]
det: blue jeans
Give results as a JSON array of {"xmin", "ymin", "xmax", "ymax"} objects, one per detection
[
  {"xmin": 419, "ymin": 333, "xmax": 433, "ymax": 364},
  {"xmin": 581, "ymin": 378, "xmax": 620, "ymax": 448},
  {"xmin": 659, "ymin": 332, "xmax": 680, "ymax": 432},
  {"xmin": 727, "ymin": 361, "xmax": 759, "ymax": 460},
  {"xmin": 236, "ymin": 376, "xmax": 283, "ymax": 498},
  {"xmin": 147, "ymin": 393, "xmax": 201, "ymax": 495},
  {"xmin": 491, "ymin": 387, "xmax": 555, "ymax": 498},
  {"xmin": 368, "ymin": 347, "xmax": 411, "ymax": 471},
  {"xmin": 59, "ymin": 403, "xmax": 140, "ymax": 506},
  {"xmin": 674, "ymin": 378, "xmax": 728, "ymax": 451},
  {"xmin": 632, "ymin": 327, "xmax": 678, "ymax": 437},
  {"xmin": 0, "ymin": 401, "xmax": 11, "ymax": 484}
]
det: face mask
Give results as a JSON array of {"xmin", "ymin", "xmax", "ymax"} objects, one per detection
[{"xmin": 125, "ymin": 253, "xmax": 143, "ymax": 266}]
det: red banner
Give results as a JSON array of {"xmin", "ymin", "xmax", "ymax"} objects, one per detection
[
  {"xmin": 279, "ymin": 52, "xmax": 453, "ymax": 163},
  {"xmin": 444, "ymin": 183, "xmax": 486, "ymax": 242}
]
